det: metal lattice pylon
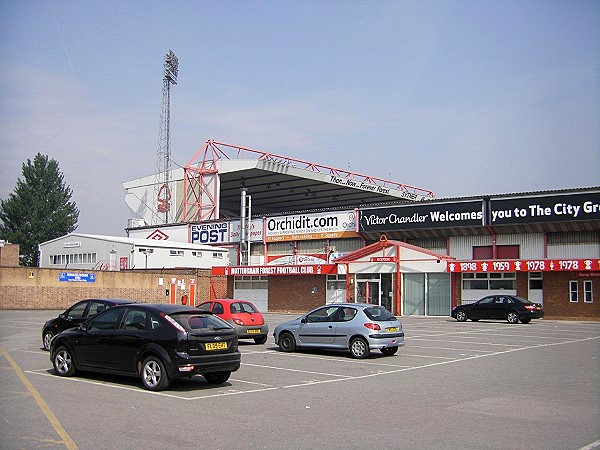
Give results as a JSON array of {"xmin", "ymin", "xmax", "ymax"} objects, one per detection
[{"xmin": 153, "ymin": 50, "xmax": 178, "ymax": 225}]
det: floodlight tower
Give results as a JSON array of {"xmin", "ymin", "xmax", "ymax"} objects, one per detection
[{"xmin": 153, "ymin": 50, "xmax": 179, "ymax": 224}]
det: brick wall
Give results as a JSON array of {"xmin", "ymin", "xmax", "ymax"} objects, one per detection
[
  {"xmin": 0, "ymin": 267, "xmax": 214, "ymax": 310},
  {"xmin": 268, "ymin": 275, "xmax": 326, "ymax": 312},
  {"xmin": 0, "ymin": 243, "xmax": 19, "ymax": 267},
  {"xmin": 543, "ymin": 272, "xmax": 600, "ymax": 320}
]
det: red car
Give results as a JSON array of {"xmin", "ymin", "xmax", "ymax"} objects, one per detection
[{"xmin": 197, "ymin": 299, "xmax": 269, "ymax": 344}]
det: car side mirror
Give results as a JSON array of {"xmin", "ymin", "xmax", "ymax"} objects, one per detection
[
  {"xmin": 301, "ymin": 318, "xmax": 308, "ymax": 323},
  {"xmin": 59, "ymin": 313, "xmax": 66, "ymax": 319}
]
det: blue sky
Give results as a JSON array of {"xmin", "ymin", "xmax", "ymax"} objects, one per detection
[{"xmin": 1, "ymin": 0, "xmax": 598, "ymax": 236}]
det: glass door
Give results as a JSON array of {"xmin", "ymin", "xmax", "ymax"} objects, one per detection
[{"xmin": 356, "ymin": 278, "xmax": 380, "ymax": 305}]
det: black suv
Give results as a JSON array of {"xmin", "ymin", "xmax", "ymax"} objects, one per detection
[{"xmin": 50, "ymin": 303, "xmax": 241, "ymax": 391}]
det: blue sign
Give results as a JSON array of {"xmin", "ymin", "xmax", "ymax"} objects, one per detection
[{"xmin": 59, "ymin": 272, "xmax": 96, "ymax": 283}]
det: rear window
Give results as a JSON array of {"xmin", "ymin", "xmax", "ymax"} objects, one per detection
[
  {"xmin": 171, "ymin": 313, "xmax": 232, "ymax": 332},
  {"xmin": 364, "ymin": 307, "xmax": 396, "ymax": 321},
  {"xmin": 231, "ymin": 302, "xmax": 258, "ymax": 314}
]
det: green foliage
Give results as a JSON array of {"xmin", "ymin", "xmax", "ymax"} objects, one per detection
[{"xmin": 0, "ymin": 153, "xmax": 79, "ymax": 266}]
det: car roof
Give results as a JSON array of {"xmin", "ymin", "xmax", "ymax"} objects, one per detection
[
  {"xmin": 322, "ymin": 303, "xmax": 382, "ymax": 309},
  {"xmin": 211, "ymin": 299, "xmax": 253, "ymax": 303},
  {"xmin": 80, "ymin": 298, "xmax": 135, "ymax": 305},
  {"xmin": 111, "ymin": 303, "xmax": 203, "ymax": 314}
]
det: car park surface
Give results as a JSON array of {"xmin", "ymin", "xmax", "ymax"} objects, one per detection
[{"xmin": 1, "ymin": 310, "xmax": 599, "ymax": 450}]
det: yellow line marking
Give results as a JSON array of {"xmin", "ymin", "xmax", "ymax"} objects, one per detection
[{"xmin": 0, "ymin": 345, "xmax": 78, "ymax": 450}]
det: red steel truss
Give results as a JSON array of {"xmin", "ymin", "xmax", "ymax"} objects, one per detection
[{"xmin": 183, "ymin": 140, "xmax": 435, "ymax": 223}]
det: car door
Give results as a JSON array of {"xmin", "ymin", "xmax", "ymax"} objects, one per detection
[
  {"xmin": 110, "ymin": 309, "xmax": 151, "ymax": 374},
  {"xmin": 57, "ymin": 300, "xmax": 90, "ymax": 332},
  {"xmin": 74, "ymin": 307, "xmax": 123, "ymax": 369},
  {"xmin": 493, "ymin": 296, "xmax": 511, "ymax": 319},
  {"xmin": 297, "ymin": 306, "xmax": 338, "ymax": 346},
  {"xmin": 471, "ymin": 296, "xmax": 495, "ymax": 320}
]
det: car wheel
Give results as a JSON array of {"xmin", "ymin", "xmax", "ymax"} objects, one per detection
[
  {"xmin": 53, "ymin": 346, "xmax": 76, "ymax": 376},
  {"xmin": 455, "ymin": 310, "xmax": 468, "ymax": 322},
  {"xmin": 141, "ymin": 356, "xmax": 170, "ymax": 391},
  {"xmin": 350, "ymin": 337, "xmax": 370, "ymax": 359},
  {"xmin": 506, "ymin": 311, "xmax": 520, "ymax": 324},
  {"xmin": 520, "ymin": 318, "xmax": 531, "ymax": 324},
  {"xmin": 254, "ymin": 335, "xmax": 268, "ymax": 345},
  {"xmin": 203, "ymin": 371, "xmax": 231, "ymax": 384},
  {"xmin": 381, "ymin": 346, "xmax": 398, "ymax": 356},
  {"xmin": 43, "ymin": 330, "xmax": 54, "ymax": 351},
  {"xmin": 278, "ymin": 332, "xmax": 296, "ymax": 352}
]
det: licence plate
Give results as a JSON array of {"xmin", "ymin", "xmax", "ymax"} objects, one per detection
[
  {"xmin": 247, "ymin": 329, "xmax": 260, "ymax": 334},
  {"xmin": 386, "ymin": 327, "xmax": 399, "ymax": 332},
  {"xmin": 205, "ymin": 342, "xmax": 228, "ymax": 351}
]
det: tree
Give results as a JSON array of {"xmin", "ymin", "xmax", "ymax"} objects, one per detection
[{"xmin": 0, "ymin": 153, "xmax": 79, "ymax": 266}]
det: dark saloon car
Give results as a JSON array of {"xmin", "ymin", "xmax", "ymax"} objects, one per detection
[
  {"xmin": 451, "ymin": 295, "xmax": 544, "ymax": 324},
  {"xmin": 50, "ymin": 303, "xmax": 241, "ymax": 391},
  {"xmin": 42, "ymin": 298, "xmax": 134, "ymax": 350}
]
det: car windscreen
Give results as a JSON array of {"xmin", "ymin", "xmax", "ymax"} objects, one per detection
[
  {"xmin": 514, "ymin": 296, "xmax": 534, "ymax": 305},
  {"xmin": 171, "ymin": 313, "xmax": 232, "ymax": 332},
  {"xmin": 364, "ymin": 307, "xmax": 396, "ymax": 321}
]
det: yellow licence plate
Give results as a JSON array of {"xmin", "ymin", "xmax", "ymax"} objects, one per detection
[
  {"xmin": 205, "ymin": 342, "xmax": 228, "ymax": 351},
  {"xmin": 386, "ymin": 327, "xmax": 399, "ymax": 332},
  {"xmin": 247, "ymin": 329, "xmax": 260, "ymax": 334}
]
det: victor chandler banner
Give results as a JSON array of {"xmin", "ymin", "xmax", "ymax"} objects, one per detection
[{"xmin": 360, "ymin": 201, "xmax": 485, "ymax": 231}]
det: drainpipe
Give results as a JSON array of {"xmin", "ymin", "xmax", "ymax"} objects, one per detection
[{"xmin": 487, "ymin": 226, "xmax": 497, "ymax": 259}]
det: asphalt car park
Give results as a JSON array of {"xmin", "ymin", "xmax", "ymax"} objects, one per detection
[{"xmin": 1, "ymin": 310, "xmax": 599, "ymax": 450}]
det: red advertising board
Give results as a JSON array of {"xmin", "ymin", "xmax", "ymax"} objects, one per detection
[
  {"xmin": 212, "ymin": 264, "xmax": 337, "ymax": 276},
  {"xmin": 447, "ymin": 259, "xmax": 600, "ymax": 273}
]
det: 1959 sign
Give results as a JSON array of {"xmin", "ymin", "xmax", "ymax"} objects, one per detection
[{"xmin": 448, "ymin": 259, "xmax": 600, "ymax": 273}]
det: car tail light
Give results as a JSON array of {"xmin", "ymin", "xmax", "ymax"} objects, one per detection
[
  {"xmin": 524, "ymin": 305, "xmax": 536, "ymax": 311},
  {"xmin": 363, "ymin": 322, "xmax": 381, "ymax": 331},
  {"xmin": 160, "ymin": 312, "xmax": 187, "ymax": 333},
  {"xmin": 233, "ymin": 318, "xmax": 243, "ymax": 326}
]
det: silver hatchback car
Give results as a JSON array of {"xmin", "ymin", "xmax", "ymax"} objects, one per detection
[{"xmin": 273, "ymin": 303, "xmax": 404, "ymax": 359}]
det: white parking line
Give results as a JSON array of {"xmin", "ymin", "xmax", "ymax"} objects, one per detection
[
  {"xmin": 408, "ymin": 345, "xmax": 495, "ymax": 353},
  {"xmin": 408, "ymin": 338, "xmax": 524, "ymax": 347},
  {"xmin": 242, "ymin": 362, "xmax": 353, "ymax": 378},
  {"xmin": 24, "ymin": 335, "xmax": 600, "ymax": 402}
]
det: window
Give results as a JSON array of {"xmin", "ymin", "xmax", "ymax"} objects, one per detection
[
  {"xmin": 88, "ymin": 308, "xmax": 121, "ymax": 331},
  {"xmin": 66, "ymin": 302, "xmax": 88, "ymax": 320},
  {"xmin": 473, "ymin": 245, "xmax": 519, "ymax": 260},
  {"xmin": 584, "ymin": 281, "xmax": 593, "ymax": 303},
  {"xmin": 169, "ymin": 250, "xmax": 184, "ymax": 257},
  {"xmin": 49, "ymin": 252, "xmax": 97, "ymax": 265},
  {"xmin": 570, "ymin": 281, "xmax": 578, "ymax": 303},
  {"xmin": 123, "ymin": 310, "xmax": 147, "ymax": 330},
  {"xmin": 213, "ymin": 252, "xmax": 224, "ymax": 259},
  {"xmin": 327, "ymin": 274, "xmax": 347, "ymax": 290},
  {"xmin": 192, "ymin": 251, "xmax": 202, "ymax": 257},
  {"xmin": 462, "ymin": 273, "xmax": 516, "ymax": 290},
  {"xmin": 306, "ymin": 306, "xmax": 338, "ymax": 323},
  {"xmin": 529, "ymin": 272, "xmax": 543, "ymax": 290},
  {"xmin": 234, "ymin": 276, "xmax": 267, "ymax": 290}
]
